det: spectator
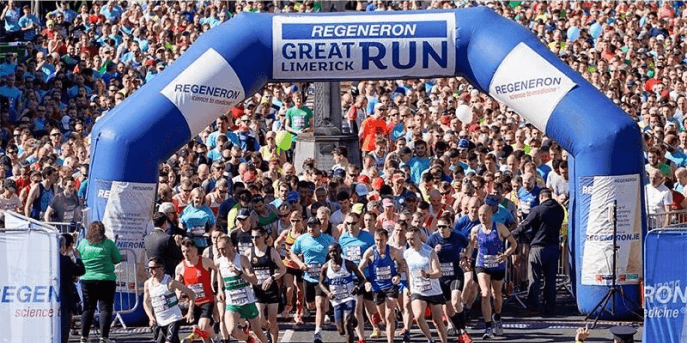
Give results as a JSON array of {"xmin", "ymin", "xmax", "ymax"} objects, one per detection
[{"xmin": 59, "ymin": 232, "xmax": 85, "ymax": 343}]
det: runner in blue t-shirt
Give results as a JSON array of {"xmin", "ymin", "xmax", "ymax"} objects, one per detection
[{"xmin": 290, "ymin": 217, "xmax": 335, "ymax": 343}]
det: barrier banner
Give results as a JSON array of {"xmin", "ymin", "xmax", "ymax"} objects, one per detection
[
  {"xmin": 578, "ymin": 174, "xmax": 642, "ymax": 286},
  {"xmin": 273, "ymin": 13, "xmax": 456, "ymax": 79},
  {"xmin": 0, "ymin": 228, "xmax": 61, "ymax": 342},
  {"xmin": 99, "ymin": 181, "xmax": 156, "ymax": 292},
  {"xmin": 644, "ymin": 229, "xmax": 687, "ymax": 343}
]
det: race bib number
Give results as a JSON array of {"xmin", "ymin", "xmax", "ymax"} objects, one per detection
[
  {"xmin": 306, "ymin": 263, "xmax": 323, "ymax": 279},
  {"xmin": 237, "ymin": 242, "xmax": 252, "ymax": 256},
  {"xmin": 151, "ymin": 294, "xmax": 178, "ymax": 313},
  {"xmin": 227, "ymin": 288, "xmax": 249, "ymax": 305},
  {"xmin": 189, "ymin": 283, "xmax": 206, "ymax": 299},
  {"xmin": 190, "ymin": 226, "xmax": 205, "ymax": 236},
  {"xmin": 413, "ymin": 275, "xmax": 432, "ymax": 292},
  {"xmin": 440, "ymin": 262, "xmax": 454, "ymax": 277},
  {"xmin": 483, "ymin": 255, "xmax": 500, "ymax": 269},
  {"xmin": 330, "ymin": 283, "xmax": 351, "ymax": 301},
  {"xmin": 345, "ymin": 245, "xmax": 362, "ymax": 263},
  {"xmin": 255, "ymin": 269, "xmax": 271, "ymax": 285},
  {"xmin": 375, "ymin": 266, "xmax": 392, "ymax": 280}
]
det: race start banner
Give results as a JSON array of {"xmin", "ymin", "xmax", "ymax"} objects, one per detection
[
  {"xmin": 0, "ymin": 227, "xmax": 61, "ymax": 342},
  {"xmin": 272, "ymin": 13, "xmax": 456, "ymax": 79},
  {"xmin": 644, "ymin": 229, "xmax": 687, "ymax": 343},
  {"xmin": 578, "ymin": 174, "xmax": 642, "ymax": 286}
]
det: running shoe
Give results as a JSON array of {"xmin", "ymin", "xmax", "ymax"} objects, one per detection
[
  {"xmin": 401, "ymin": 329, "xmax": 410, "ymax": 343},
  {"xmin": 458, "ymin": 332, "xmax": 474, "ymax": 343},
  {"xmin": 447, "ymin": 327, "xmax": 457, "ymax": 336},
  {"xmin": 492, "ymin": 315, "xmax": 504, "ymax": 336},
  {"xmin": 314, "ymin": 332, "xmax": 323, "ymax": 343},
  {"xmin": 370, "ymin": 328, "xmax": 382, "ymax": 338},
  {"xmin": 482, "ymin": 328, "xmax": 494, "ymax": 340}
]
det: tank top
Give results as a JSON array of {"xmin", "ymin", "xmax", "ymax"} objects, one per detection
[
  {"xmin": 149, "ymin": 274, "xmax": 183, "ymax": 326},
  {"xmin": 182, "ymin": 258, "xmax": 214, "ymax": 305},
  {"xmin": 256, "ymin": 208, "xmax": 278, "ymax": 232},
  {"xmin": 326, "ymin": 258, "xmax": 355, "ymax": 306},
  {"xmin": 389, "ymin": 236, "xmax": 408, "ymax": 282},
  {"xmin": 369, "ymin": 245, "xmax": 397, "ymax": 291},
  {"xmin": 31, "ymin": 183, "xmax": 53, "ymax": 219},
  {"xmin": 277, "ymin": 221, "xmax": 291, "ymax": 257},
  {"xmin": 282, "ymin": 230, "xmax": 300, "ymax": 269},
  {"xmin": 250, "ymin": 246, "xmax": 277, "ymax": 291},
  {"xmin": 218, "ymin": 253, "xmax": 257, "ymax": 306},
  {"xmin": 404, "ymin": 244, "xmax": 443, "ymax": 296},
  {"xmin": 475, "ymin": 222, "xmax": 505, "ymax": 270}
]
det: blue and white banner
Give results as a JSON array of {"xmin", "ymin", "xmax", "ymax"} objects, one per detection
[
  {"xmin": 0, "ymin": 227, "xmax": 61, "ymax": 342},
  {"xmin": 578, "ymin": 174, "xmax": 642, "ymax": 286},
  {"xmin": 644, "ymin": 229, "xmax": 687, "ymax": 343},
  {"xmin": 272, "ymin": 13, "xmax": 456, "ymax": 79}
]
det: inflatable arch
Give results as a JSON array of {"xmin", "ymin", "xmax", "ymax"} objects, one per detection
[{"xmin": 87, "ymin": 8, "xmax": 645, "ymax": 320}]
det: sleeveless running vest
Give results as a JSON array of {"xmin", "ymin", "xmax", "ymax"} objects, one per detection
[
  {"xmin": 219, "ymin": 253, "xmax": 257, "ymax": 307},
  {"xmin": 149, "ymin": 274, "xmax": 183, "ymax": 326},
  {"xmin": 404, "ymin": 244, "xmax": 443, "ymax": 296},
  {"xmin": 326, "ymin": 258, "xmax": 355, "ymax": 306},
  {"xmin": 283, "ymin": 230, "xmax": 299, "ymax": 269},
  {"xmin": 250, "ymin": 246, "xmax": 277, "ymax": 291},
  {"xmin": 369, "ymin": 245, "xmax": 397, "ymax": 291},
  {"xmin": 30, "ymin": 183, "xmax": 53, "ymax": 219},
  {"xmin": 182, "ymin": 258, "xmax": 214, "ymax": 305},
  {"xmin": 475, "ymin": 222, "xmax": 505, "ymax": 270}
]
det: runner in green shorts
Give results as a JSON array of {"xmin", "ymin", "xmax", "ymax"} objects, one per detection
[{"xmin": 215, "ymin": 236, "xmax": 268, "ymax": 343}]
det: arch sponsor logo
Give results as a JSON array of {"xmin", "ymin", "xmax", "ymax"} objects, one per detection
[
  {"xmin": 272, "ymin": 13, "xmax": 456, "ymax": 79},
  {"xmin": 161, "ymin": 48, "xmax": 245, "ymax": 135},
  {"xmin": 488, "ymin": 43, "xmax": 576, "ymax": 132}
]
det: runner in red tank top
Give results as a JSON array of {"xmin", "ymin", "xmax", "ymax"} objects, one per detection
[{"xmin": 176, "ymin": 239, "xmax": 220, "ymax": 342}]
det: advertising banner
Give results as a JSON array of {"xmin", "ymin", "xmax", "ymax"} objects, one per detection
[
  {"xmin": 0, "ymin": 228, "xmax": 61, "ymax": 342},
  {"xmin": 644, "ymin": 229, "xmax": 687, "ymax": 343},
  {"xmin": 578, "ymin": 174, "xmax": 642, "ymax": 286},
  {"xmin": 488, "ymin": 43, "xmax": 576, "ymax": 132},
  {"xmin": 272, "ymin": 13, "xmax": 456, "ymax": 79},
  {"xmin": 98, "ymin": 181, "xmax": 156, "ymax": 293}
]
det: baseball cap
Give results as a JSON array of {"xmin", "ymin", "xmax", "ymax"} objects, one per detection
[
  {"xmin": 383, "ymin": 198, "xmax": 394, "ymax": 207},
  {"xmin": 242, "ymin": 170, "xmax": 257, "ymax": 183},
  {"xmin": 237, "ymin": 208, "xmax": 251, "ymax": 219},
  {"xmin": 158, "ymin": 202, "xmax": 175, "ymax": 215},
  {"xmin": 458, "ymin": 138, "xmax": 470, "ymax": 149},
  {"xmin": 332, "ymin": 168, "xmax": 346, "ymax": 179},
  {"xmin": 372, "ymin": 177, "xmax": 385, "ymax": 191},
  {"xmin": 357, "ymin": 175, "xmax": 370, "ymax": 184},
  {"xmin": 355, "ymin": 184, "xmax": 369, "ymax": 197},
  {"xmin": 286, "ymin": 191, "xmax": 300, "ymax": 203},
  {"xmin": 351, "ymin": 203, "xmax": 364, "ymax": 214},
  {"xmin": 485, "ymin": 194, "xmax": 500, "ymax": 206},
  {"xmin": 307, "ymin": 217, "xmax": 321, "ymax": 226}
]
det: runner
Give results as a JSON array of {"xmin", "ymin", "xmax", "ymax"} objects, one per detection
[
  {"xmin": 249, "ymin": 227, "xmax": 286, "ymax": 343},
  {"xmin": 175, "ymin": 239, "xmax": 219, "ymax": 343},
  {"xmin": 425, "ymin": 216, "xmax": 473, "ymax": 343},
  {"xmin": 319, "ymin": 243, "xmax": 366, "ymax": 343},
  {"xmin": 404, "ymin": 226, "xmax": 448, "ymax": 343},
  {"xmin": 388, "ymin": 221, "xmax": 414, "ymax": 342},
  {"xmin": 143, "ymin": 257, "xmax": 196, "ymax": 343},
  {"xmin": 273, "ymin": 211, "xmax": 306, "ymax": 322},
  {"xmin": 358, "ymin": 229, "xmax": 406, "ymax": 343},
  {"xmin": 466, "ymin": 204, "xmax": 518, "ymax": 339},
  {"xmin": 338, "ymin": 212, "xmax": 381, "ymax": 341},
  {"xmin": 215, "ymin": 236, "xmax": 268, "ymax": 343},
  {"xmin": 289, "ymin": 217, "xmax": 336, "ymax": 343}
]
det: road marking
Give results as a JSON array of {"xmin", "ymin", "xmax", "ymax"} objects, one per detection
[{"xmin": 281, "ymin": 329, "xmax": 294, "ymax": 342}]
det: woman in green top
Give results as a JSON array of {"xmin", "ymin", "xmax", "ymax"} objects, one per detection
[{"xmin": 77, "ymin": 221, "xmax": 122, "ymax": 343}]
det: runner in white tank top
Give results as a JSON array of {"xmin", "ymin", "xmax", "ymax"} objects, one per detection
[
  {"xmin": 143, "ymin": 257, "xmax": 197, "ymax": 343},
  {"xmin": 403, "ymin": 227, "xmax": 449, "ymax": 343},
  {"xmin": 388, "ymin": 221, "xmax": 413, "ymax": 342}
]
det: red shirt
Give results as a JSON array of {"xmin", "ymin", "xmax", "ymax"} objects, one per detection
[
  {"xmin": 182, "ymin": 258, "xmax": 214, "ymax": 305},
  {"xmin": 359, "ymin": 117, "xmax": 388, "ymax": 152}
]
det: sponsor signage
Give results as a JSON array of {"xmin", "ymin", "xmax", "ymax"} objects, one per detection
[
  {"xmin": 488, "ymin": 43, "xmax": 576, "ymax": 132},
  {"xmin": 272, "ymin": 13, "xmax": 456, "ymax": 79}
]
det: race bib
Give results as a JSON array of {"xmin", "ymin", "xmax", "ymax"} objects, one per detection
[
  {"xmin": 345, "ymin": 245, "xmax": 362, "ymax": 263},
  {"xmin": 330, "ymin": 283, "xmax": 351, "ymax": 301},
  {"xmin": 151, "ymin": 294, "xmax": 178, "ymax": 313},
  {"xmin": 190, "ymin": 226, "xmax": 205, "ymax": 236},
  {"xmin": 440, "ymin": 262, "xmax": 454, "ymax": 277},
  {"xmin": 306, "ymin": 263, "xmax": 323, "ymax": 280},
  {"xmin": 227, "ymin": 288, "xmax": 249, "ymax": 305},
  {"xmin": 413, "ymin": 275, "xmax": 432, "ymax": 292},
  {"xmin": 189, "ymin": 283, "xmax": 206, "ymax": 299},
  {"xmin": 375, "ymin": 266, "xmax": 392, "ymax": 280},
  {"xmin": 237, "ymin": 242, "xmax": 253, "ymax": 256},
  {"xmin": 255, "ymin": 269, "xmax": 271, "ymax": 285},
  {"xmin": 483, "ymin": 255, "xmax": 500, "ymax": 269}
]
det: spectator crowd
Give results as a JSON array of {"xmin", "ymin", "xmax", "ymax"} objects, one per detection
[{"xmin": 2, "ymin": 1, "xmax": 665, "ymax": 343}]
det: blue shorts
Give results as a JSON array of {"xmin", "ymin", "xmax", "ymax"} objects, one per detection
[{"xmin": 333, "ymin": 299, "xmax": 356, "ymax": 324}]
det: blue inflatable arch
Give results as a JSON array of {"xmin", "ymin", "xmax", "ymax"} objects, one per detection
[{"xmin": 88, "ymin": 8, "xmax": 645, "ymax": 317}]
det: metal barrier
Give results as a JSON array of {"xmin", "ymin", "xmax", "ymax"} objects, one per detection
[
  {"xmin": 647, "ymin": 209, "xmax": 687, "ymax": 230},
  {"xmin": 110, "ymin": 248, "xmax": 140, "ymax": 329}
]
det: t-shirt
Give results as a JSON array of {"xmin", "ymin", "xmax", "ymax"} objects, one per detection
[
  {"xmin": 339, "ymin": 230, "xmax": 374, "ymax": 268},
  {"xmin": 453, "ymin": 215, "xmax": 480, "ymax": 238},
  {"xmin": 48, "ymin": 192, "xmax": 81, "ymax": 222},
  {"xmin": 0, "ymin": 194, "xmax": 21, "ymax": 213},
  {"xmin": 407, "ymin": 156, "xmax": 430, "ymax": 184},
  {"xmin": 285, "ymin": 106, "xmax": 314, "ymax": 141},
  {"xmin": 77, "ymin": 239, "xmax": 122, "ymax": 281},
  {"xmin": 291, "ymin": 232, "xmax": 335, "ymax": 283},
  {"xmin": 359, "ymin": 117, "xmax": 388, "ymax": 152}
]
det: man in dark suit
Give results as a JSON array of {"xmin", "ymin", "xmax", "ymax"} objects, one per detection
[{"xmin": 144, "ymin": 212, "xmax": 183, "ymax": 277}]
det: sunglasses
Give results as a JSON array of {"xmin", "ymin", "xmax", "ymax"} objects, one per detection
[
  {"xmin": 345, "ymin": 221, "xmax": 357, "ymax": 225},
  {"xmin": 251, "ymin": 235, "xmax": 262, "ymax": 239},
  {"xmin": 438, "ymin": 225, "xmax": 450, "ymax": 229},
  {"xmin": 147, "ymin": 265, "xmax": 163, "ymax": 270},
  {"xmin": 290, "ymin": 219, "xmax": 301, "ymax": 223}
]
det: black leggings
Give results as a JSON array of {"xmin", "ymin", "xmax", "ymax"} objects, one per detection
[{"xmin": 81, "ymin": 280, "xmax": 116, "ymax": 338}]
